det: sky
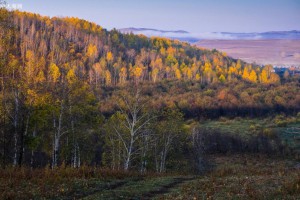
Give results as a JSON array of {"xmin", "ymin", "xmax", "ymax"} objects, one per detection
[{"xmin": 5, "ymin": 0, "xmax": 300, "ymax": 33}]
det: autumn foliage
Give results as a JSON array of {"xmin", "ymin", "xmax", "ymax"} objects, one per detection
[{"xmin": 0, "ymin": 9, "xmax": 299, "ymax": 171}]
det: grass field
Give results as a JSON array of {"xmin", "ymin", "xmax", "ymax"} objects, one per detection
[
  {"xmin": 1, "ymin": 155, "xmax": 299, "ymax": 199},
  {"xmin": 0, "ymin": 167, "xmax": 193, "ymax": 200},
  {"xmin": 197, "ymin": 116, "xmax": 300, "ymax": 152},
  {"xmin": 161, "ymin": 155, "xmax": 300, "ymax": 200}
]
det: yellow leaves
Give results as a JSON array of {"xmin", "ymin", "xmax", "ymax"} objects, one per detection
[
  {"xmin": 216, "ymin": 65, "xmax": 223, "ymax": 76},
  {"xmin": 242, "ymin": 68, "xmax": 258, "ymax": 83},
  {"xmin": 163, "ymin": 65, "xmax": 170, "ymax": 73},
  {"xmin": 260, "ymin": 66, "xmax": 279, "ymax": 84},
  {"xmin": 159, "ymin": 47, "xmax": 166, "ymax": 56},
  {"xmin": 8, "ymin": 54, "xmax": 20, "ymax": 72},
  {"xmin": 26, "ymin": 89, "xmax": 38, "ymax": 106},
  {"xmin": 269, "ymin": 73, "xmax": 280, "ymax": 84},
  {"xmin": 264, "ymin": 65, "xmax": 273, "ymax": 77},
  {"xmin": 26, "ymin": 89, "xmax": 49, "ymax": 106},
  {"xmin": 203, "ymin": 62, "xmax": 214, "ymax": 83},
  {"xmin": 213, "ymin": 56, "xmax": 220, "ymax": 67},
  {"xmin": 204, "ymin": 63, "xmax": 212, "ymax": 75},
  {"xmin": 236, "ymin": 60, "xmax": 242, "ymax": 70},
  {"xmin": 106, "ymin": 51, "xmax": 113, "ymax": 63},
  {"xmin": 219, "ymin": 74, "xmax": 226, "ymax": 83},
  {"xmin": 260, "ymin": 69, "xmax": 269, "ymax": 84},
  {"xmin": 27, "ymin": 89, "xmax": 36, "ymax": 98},
  {"xmin": 166, "ymin": 55, "xmax": 177, "ymax": 67},
  {"xmin": 90, "ymin": 22, "xmax": 102, "ymax": 33},
  {"xmin": 242, "ymin": 68, "xmax": 250, "ymax": 80},
  {"xmin": 175, "ymin": 68, "xmax": 181, "ymax": 80},
  {"xmin": 83, "ymin": 21, "xmax": 90, "ymax": 31},
  {"xmin": 187, "ymin": 68, "xmax": 192, "ymax": 80},
  {"xmin": 180, "ymin": 64, "xmax": 189, "ymax": 79},
  {"xmin": 105, "ymin": 70, "xmax": 111, "ymax": 86},
  {"xmin": 96, "ymin": 26, "xmax": 103, "ymax": 33},
  {"xmin": 25, "ymin": 50, "xmax": 35, "ymax": 80},
  {"xmin": 151, "ymin": 37, "xmax": 171, "ymax": 49},
  {"xmin": 66, "ymin": 17, "xmax": 80, "ymax": 27},
  {"xmin": 165, "ymin": 39, "xmax": 172, "ymax": 47},
  {"xmin": 229, "ymin": 66, "xmax": 238, "ymax": 75},
  {"xmin": 152, "ymin": 68, "xmax": 159, "ymax": 82},
  {"xmin": 45, "ymin": 18, "xmax": 52, "ymax": 27},
  {"xmin": 49, "ymin": 63, "xmax": 60, "ymax": 83},
  {"xmin": 153, "ymin": 58, "xmax": 163, "ymax": 69},
  {"xmin": 86, "ymin": 44, "xmax": 97, "ymax": 60},
  {"xmin": 66, "ymin": 68, "xmax": 77, "ymax": 84},
  {"xmin": 167, "ymin": 47, "xmax": 176, "ymax": 56},
  {"xmin": 63, "ymin": 17, "xmax": 102, "ymax": 33},
  {"xmin": 204, "ymin": 62, "xmax": 212, "ymax": 70},
  {"xmin": 119, "ymin": 67, "xmax": 127, "ymax": 84},
  {"xmin": 92, "ymin": 63, "xmax": 102, "ymax": 75},
  {"xmin": 36, "ymin": 71, "xmax": 46, "ymax": 83},
  {"xmin": 120, "ymin": 67, "xmax": 127, "ymax": 75},
  {"xmin": 99, "ymin": 57, "xmax": 107, "ymax": 69},
  {"xmin": 249, "ymin": 70, "xmax": 257, "ymax": 83},
  {"xmin": 237, "ymin": 65, "xmax": 279, "ymax": 84},
  {"xmin": 132, "ymin": 66, "xmax": 143, "ymax": 79},
  {"xmin": 26, "ymin": 50, "xmax": 35, "ymax": 61}
]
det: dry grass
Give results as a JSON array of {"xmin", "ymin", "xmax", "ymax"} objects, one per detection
[
  {"xmin": 1, "ymin": 155, "xmax": 299, "ymax": 199},
  {"xmin": 0, "ymin": 165, "xmax": 159, "ymax": 199},
  {"xmin": 160, "ymin": 154, "xmax": 300, "ymax": 199}
]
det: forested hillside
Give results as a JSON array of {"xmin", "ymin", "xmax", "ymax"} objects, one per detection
[
  {"xmin": 3, "ymin": 11, "xmax": 282, "ymax": 86},
  {"xmin": 0, "ymin": 9, "xmax": 299, "ymax": 171}
]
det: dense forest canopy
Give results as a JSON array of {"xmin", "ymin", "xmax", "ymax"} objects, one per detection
[
  {"xmin": 2, "ymin": 10, "xmax": 283, "ymax": 86},
  {"xmin": 0, "ymin": 9, "xmax": 299, "ymax": 171}
]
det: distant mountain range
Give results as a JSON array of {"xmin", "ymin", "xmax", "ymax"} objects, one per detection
[
  {"xmin": 119, "ymin": 28, "xmax": 199, "ymax": 43},
  {"xmin": 119, "ymin": 28, "xmax": 189, "ymax": 34},
  {"xmin": 118, "ymin": 28, "xmax": 300, "ymax": 43}
]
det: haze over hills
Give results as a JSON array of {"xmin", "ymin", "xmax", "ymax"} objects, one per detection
[
  {"xmin": 119, "ymin": 28, "xmax": 300, "ymax": 42},
  {"xmin": 119, "ymin": 28, "xmax": 300, "ymax": 66},
  {"xmin": 119, "ymin": 28, "xmax": 199, "ymax": 43}
]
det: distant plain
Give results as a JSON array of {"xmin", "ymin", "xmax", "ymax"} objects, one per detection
[{"xmin": 196, "ymin": 39, "xmax": 300, "ymax": 66}]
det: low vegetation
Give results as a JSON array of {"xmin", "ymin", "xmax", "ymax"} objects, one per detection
[
  {"xmin": 161, "ymin": 155, "xmax": 300, "ymax": 199},
  {"xmin": 0, "ymin": 164, "xmax": 193, "ymax": 199},
  {"xmin": 1, "ymin": 154, "xmax": 299, "ymax": 199}
]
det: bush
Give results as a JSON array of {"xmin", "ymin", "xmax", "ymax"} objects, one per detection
[{"xmin": 276, "ymin": 120, "xmax": 288, "ymax": 127}]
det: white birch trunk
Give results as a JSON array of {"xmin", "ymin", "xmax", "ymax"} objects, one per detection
[
  {"xmin": 52, "ymin": 100, "xmax": 64, "ymax": 168},
  {"xmin": 13, "ymin": 90, "xmax": 19, "ymax": 167}
]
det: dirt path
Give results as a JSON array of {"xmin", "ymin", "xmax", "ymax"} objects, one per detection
[
  {"xmin": 63, "ymin": 178, "xmax": 143, "ymax": 200},
  {"xmin": 141, "ymin": 177, "xmax": 196, "ymax": 199},
  {"xmin": 74, "ymin": 176, "xmax": 196, "ymax": 200}
]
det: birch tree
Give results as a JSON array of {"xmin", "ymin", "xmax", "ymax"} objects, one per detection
[
  {"xmin": 49, "ymin": 64, "xmax": 67, "ymax": 168},
  {"xmin": 153, "ymin": 108, "xmax": 184, "ymax": 173},
  {"xmin": 109, "ymin": 89, "xmax": 153, "ymax": 171}
]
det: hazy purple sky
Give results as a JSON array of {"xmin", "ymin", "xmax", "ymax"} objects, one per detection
[{"xmin": 6, "ymin": 0, "xmax": 300, "ymax": 33}]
